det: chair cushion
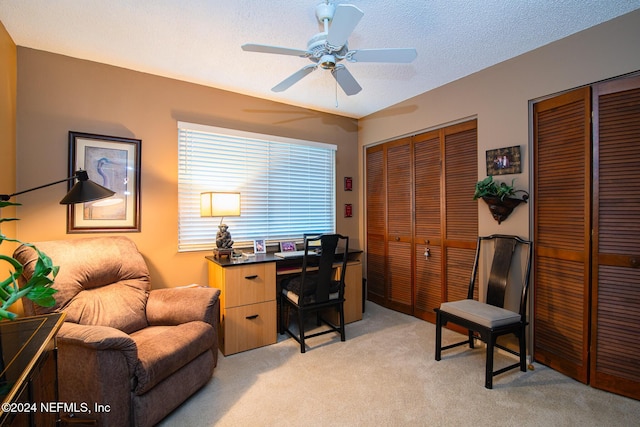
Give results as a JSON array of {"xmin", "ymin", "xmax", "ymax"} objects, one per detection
[
  {"xmin": 14, "ymin": 236, "xmax": 151, "ymax": 334},
  {"xmin": 131, "ymin": 321, "xmax": 215, "ymax": 395},
  {"xmin": 439, "ymin": 299, "xmax": 521, "ymax": 328},
  {"xmin": 281, "ymin": 273, "xmax": 340, "ymax": 304}
]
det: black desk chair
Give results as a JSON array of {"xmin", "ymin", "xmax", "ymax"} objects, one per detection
[
  {"xmin": 435, "ymin": 234, "xmax": 533, "ymax": 388},
  {"xmin": 279, "ymin": 233, "xmax": 349, "ymax": 353}
]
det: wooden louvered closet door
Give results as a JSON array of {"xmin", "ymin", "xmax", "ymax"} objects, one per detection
[
  {"xmin": 365, "ymin": 139, "xmax": 413, "ymax": 314},
  {"xmin": 366, "ymin": 145, "xmax": 386, "ymax": 306},
  {"xmin": 366, "ymin": 119, "xmax": 477, "ymax": 321},
  {"xmin": 591, "ymin": 75, "xmax": 640, "ymax": 399},
  {"xmin": 414, "ymin": 130, "xmax": 442, "ymax": 321},
  {"xmin": 533, "ymin": 87, "xmax": 592, "ymax": 383},
  {"xmin": 442, "ymin": 121, "xmax": 479, "ymax": 304},
  {"xmin": 385, "ymin": 138, "xmax": 413, "ymax": 314}
]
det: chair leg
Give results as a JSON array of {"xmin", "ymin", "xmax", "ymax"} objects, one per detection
[
  {"xmin": 339, "ymin": 305, "xmax": 345, "ymax": 342},
  {"xmin": 485, "ymin": 335, "xmax": 495, "ymax": 389},
  {"xmin": 297, "ymin": 308, "xmax": 306, "ymax": 353},
  {"xmin": 468, "ymin": 330, "xmax": 475, "ymax": 349},
  {"xmin": 435, "ymin": 312, "xmax": 442, "ymax": 361},
  {"xmin": 279, "ymin": 294, "xmax": 287, "ymax": 335},
  {"xmin": 518, "ymin": 328, "xmax": 527, "ymax": 372}
]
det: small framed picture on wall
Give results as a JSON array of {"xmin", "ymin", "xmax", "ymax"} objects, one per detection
[
  {"xmin": 344, "ymin": 204, "xmax": 353, "ymax": 218},
  {"xmin": 344, "ymin": 177, "xmax": 353, "ymax": 191},
  {"xmin": 486, "ymin": 145, "xmax": 522, "ymax": 176}
]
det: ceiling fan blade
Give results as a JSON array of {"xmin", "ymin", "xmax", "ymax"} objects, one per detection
[
  {"xmin": 348, "ymin": 48, "xmax": 418, "ymax": 63},
  {"xmin": 242, "ymin": 43, "xmax": 309, "ymax": 57},
  {"xmin": 331, "ymin": 65, "xmax": 362, "ymax": 96},
  {"xmin": 326, "ymin": 4, "xmax": 364, "ymax": 49},
  {"xmin": 272, "ymin": 64, "xmax": 317, "ymax": 92}
]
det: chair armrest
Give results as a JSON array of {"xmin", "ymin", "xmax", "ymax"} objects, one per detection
[
  {"xmin": 57, "ymin": 322, "xmax": 139, "ymax": 373},
  {"xmin": 146, "ymin": 286, "xmax": 221, "ymax": 326},
  {"xmin": 56, "ymin": 322, "xmax": 138, "ymax": 425}
]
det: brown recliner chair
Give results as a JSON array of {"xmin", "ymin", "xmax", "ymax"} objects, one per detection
[{"xmin": 15, "ymin": 236, "xmax": 221, "ymax": 427}]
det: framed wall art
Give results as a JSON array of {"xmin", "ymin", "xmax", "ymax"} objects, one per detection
[
  {"xmin": 486, "ymin": 145, "xmax": 522, "ymax": 176},
  {"xmin": 67, "ymin": 131, "xmax": 141, "ymax": 233},
  {"xmin": 344, "ymin": 176, "xmax": 353, "ymax": 191}
]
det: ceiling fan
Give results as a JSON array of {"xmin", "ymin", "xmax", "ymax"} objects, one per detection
[{"xmin": 241, "ymin": 1, "xmax": 417, "ymax": 96}]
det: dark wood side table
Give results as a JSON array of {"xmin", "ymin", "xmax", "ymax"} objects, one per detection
[{"xmin": 0, "ymin": 312, "xmax": 65, "ymax": 427}]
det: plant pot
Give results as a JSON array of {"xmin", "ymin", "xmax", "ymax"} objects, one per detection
[{"xmin": 481, "ymin": 195, "xmax": 527, "ymax": 224}]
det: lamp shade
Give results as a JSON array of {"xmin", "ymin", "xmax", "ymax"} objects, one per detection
[
  {"xmin": 60, "ymin": 179, "xmax": 116, "ymax": 204},
  {"xmin": 200, "ymin": 192, "xmax": 241, "ymax": 217},
  {"xmin": 59, "ymin": 171, "xmax": 115, "ymax": 204}
]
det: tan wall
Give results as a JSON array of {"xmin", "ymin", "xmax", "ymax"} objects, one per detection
[
  {"xmin": 0, "ymin": 21, "xmax": 17, "ymax": 255},
  {"xmin": 0, "ymin": 22, "xmax": 22, "ymax": 315},
  {"xmin": 358, "ymin": 9, "xmax": 640, "ymax": 244},
  {"xmin": 15, "ymin": 48, "xmax": 359, "ymax": 289}
]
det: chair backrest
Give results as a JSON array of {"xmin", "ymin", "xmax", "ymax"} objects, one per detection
[
  {"xmin": 467, "ymin": 234, "xmax": 533, "ymax": 317},
  {"xmin": 300, "ymin": 233, "xmax": 349, "ymax": 304},
  {"xmin": 14, "ymin": 236, "xmax": 151, "ymax": 334}
]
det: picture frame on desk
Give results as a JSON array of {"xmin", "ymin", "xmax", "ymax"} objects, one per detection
[
  {"xmin": 254, "ymin": 239, "xmax": 266, "ymax": 253},
  {"xmin": 280, "ymin": 241, "xmax": 296, "ymax": 252}
]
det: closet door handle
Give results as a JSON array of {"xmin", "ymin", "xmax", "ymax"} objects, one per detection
[
  {"xmin": 245, "ymin": 275, "xmax": 258, "ymax": 280},
  {"xmin": 245, "ymin": 314, "xmax": 259, "ymax": 320}
]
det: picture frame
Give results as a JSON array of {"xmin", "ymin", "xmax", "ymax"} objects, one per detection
[
  {"xmin": 254, "ymin": 239, "xmax": 266, "ymax": 254},
  {"xmin": 67, "ymin": 131, "xmax": 141, "ymax": 233},
  {"xmin": 344, "ymin": 176, "xmax": 353, "ymax": 191},
  {"xmin": 344, "ymin": 203, "xmax": 353, "ymax": 218},
  {"xmin": 279, "ymin": 241, "xmax": 297, "ymax": 252},
  {"xmin": 486, "ymin": 145, "xmax": 522, "ymax": 176}
]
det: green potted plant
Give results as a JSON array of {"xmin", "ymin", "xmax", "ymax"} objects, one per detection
[
  {"xmin": 473, "ymin": 176, "xmax": 529, "ymax": 224},
  {"xmin": 0, "ymin": 201, "xmax": 58, "ymax": 320}
]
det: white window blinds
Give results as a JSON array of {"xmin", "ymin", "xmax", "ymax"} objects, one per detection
[{"xmin": 177, "ymin": 122, "xmax": 336, "ymax": 252}]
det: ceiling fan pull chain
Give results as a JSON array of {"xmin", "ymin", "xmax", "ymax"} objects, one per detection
[{"xmin": 335, "ymin": 78, "xmax": 339, "ymax": 108}]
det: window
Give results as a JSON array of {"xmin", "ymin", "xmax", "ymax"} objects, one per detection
[{"xmin": 177, "ymin": 122, "xmax": 336, "ymax": 252}]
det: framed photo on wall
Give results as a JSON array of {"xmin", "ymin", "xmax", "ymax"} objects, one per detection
[
  {"xmin": 67, "ymin": 131, "xmax": 141, "ymax": 233},
  {"xmin": 486, "ymin": 145, "xmax": 522, "ymax": 176}
]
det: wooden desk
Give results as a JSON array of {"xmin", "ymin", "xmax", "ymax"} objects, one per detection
[
  {"xmin": 0, "ymin": 312, "xmax": 65, "ymax": 427},
  {"xmin": 206, "ymin": 250, "xmax": 362, "ymax": 355}
]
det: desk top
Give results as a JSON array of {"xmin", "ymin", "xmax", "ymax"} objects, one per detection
[
  {"xmin": 205, "ymin": 248, "xmax": 361, "ymax": 269},
  {"xmin": 0, "ymin": 312, "xmax": 65, "ymax": 404}
]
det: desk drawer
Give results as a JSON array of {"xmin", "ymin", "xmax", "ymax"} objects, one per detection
[
  {"xmin": 223, "ymin": 263, "xmax": 276, "ymax": 306},
  {"xmin": 221, "ymin": 300, "xmax": 277, "ymax": 355}
]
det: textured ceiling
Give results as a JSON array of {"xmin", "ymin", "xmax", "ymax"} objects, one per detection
[{"xmin": 2, "ymin": 1, "xmax": 640, "ymax": 118}]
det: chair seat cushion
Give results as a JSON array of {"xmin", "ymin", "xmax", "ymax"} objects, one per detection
[
  {"xmin": 131, "ymin": 321, "xmax": 215, "ymax": 395},
  {"xmin": 439, "ymin": 299, "xmax": 521, "ymax": 328},
  {"xmin": 281, "ymin": 273, "xmax": 340, "ymax": 304},
  {"xmin": 283, "ymin": 289, "xmax": 339, "ymax": 305}
]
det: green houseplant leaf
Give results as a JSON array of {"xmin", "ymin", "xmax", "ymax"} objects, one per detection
[{"xmin": 1, "ymin": 200, "xmax": 58, "ymax": 320}]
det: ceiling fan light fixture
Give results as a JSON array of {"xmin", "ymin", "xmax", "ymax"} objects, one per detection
[
  {"xmin": 241, "ymin": 2, "xmax": 416, "ymax": 97},
  {"xmin": 320, "ymin": 54, "xmax": 336, "ymax": 69}
]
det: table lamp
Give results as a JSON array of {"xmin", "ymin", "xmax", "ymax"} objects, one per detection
[{"xmin": 200, "ymin": 192, "xmax": 241, "ymax": 258}]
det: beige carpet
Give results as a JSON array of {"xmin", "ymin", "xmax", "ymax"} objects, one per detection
[{"xmin": 159, "ymin": 302, "xmax": 640, "ymax": 426}]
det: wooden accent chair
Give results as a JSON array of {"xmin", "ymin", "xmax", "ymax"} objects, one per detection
[
  {"xmin": 434, "ymin": 234, "xmax": 533, "ymax": 389},
  {"xmin": 279, "ymin": 234, "xmax": 349, "ymax": 353}
]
